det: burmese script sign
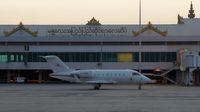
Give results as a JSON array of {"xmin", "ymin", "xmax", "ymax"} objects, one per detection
[{"xmin": 48, "ymin": 26, "xmax": 127, "ymax": 37}]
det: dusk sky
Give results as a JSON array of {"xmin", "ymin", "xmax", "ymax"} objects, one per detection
[{"xmin": 0, "ymin": 0, "xmax": 199, "ymax": 24}]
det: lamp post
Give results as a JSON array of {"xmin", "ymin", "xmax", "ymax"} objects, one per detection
[
  {"xmin": 139, "ymin": 0, "xmax": 141, "ymax": 26},
  {"xmin": 139, "ymin": 0, "xmax": 142, "ymax": 72}
]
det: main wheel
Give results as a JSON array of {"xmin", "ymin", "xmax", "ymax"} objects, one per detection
[{"xmin": 94, "ymin": 84, "xmax": 101, "ymax": 90}]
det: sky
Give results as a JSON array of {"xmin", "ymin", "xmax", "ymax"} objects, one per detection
[{"xmin": 0, "ymin": 0, "xmax": 199, "ymax": 25}]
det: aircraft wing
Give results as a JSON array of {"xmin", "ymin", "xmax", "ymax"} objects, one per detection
[
  {"xmin": 68, "ymin": 74, "xmax": 117, "ymax": 84},
  {"xmin": 84, "ymin": 80, "xmax": 118, "ymax": 84}
]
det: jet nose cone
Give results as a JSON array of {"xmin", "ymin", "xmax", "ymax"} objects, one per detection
[
  {"xmin": 147, "ymin": 79, "xmax": 156, "ymax": 84},
  {"xmin": 142, "ymin": 76, "xmax": 155, "ymax": 84}
]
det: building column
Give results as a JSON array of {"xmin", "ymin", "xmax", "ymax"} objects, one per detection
[
  {"xmin": 184, "ymin": 71, "xmax": 190, "ymax": 86},
  {"xmin": 197, "ymin": 71, "xmax": 200, "ymax": 85},
  {"xmin": 187, "ymin": 68, "xmax": 196, "ymax": 86},
  {"xmin": 181, "ymin": 71, "xmax": 189, "ymax": 86},
  {"xmin": 181, "ymin": 71, "xmax": 186, "ymax": 85},
  {"xmin": 38, "ymin": 71, "xmax": 42, "ymax": 83},
  {"xmin": 188, "ymin": 71, "xmax": 193, "ymax": 86},
  {"xmin": 7, "ymin": 71, "xmax": 11, "ymax": 83},
  {"xmin": 176, "ymin": 70, "xmax": 182, "ymax": 84}
]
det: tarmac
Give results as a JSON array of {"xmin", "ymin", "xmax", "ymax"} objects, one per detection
[{"xmin": 0, "ymin": 84, "xmax": 200, "ymax": 112}]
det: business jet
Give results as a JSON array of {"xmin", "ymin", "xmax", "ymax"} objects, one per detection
[{"xmin": 42, "ymin": 56, "xmax": 154, "ymax": 90}]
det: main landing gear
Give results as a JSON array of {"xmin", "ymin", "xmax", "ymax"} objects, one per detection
[{"xmin": 94, "ymin": 84, "xmax": 101, "ymax": 90}]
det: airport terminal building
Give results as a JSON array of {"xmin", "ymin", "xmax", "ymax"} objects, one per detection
[{"xmin": 0, "ymin": 3, "xmax": 200, "ymax": 85}]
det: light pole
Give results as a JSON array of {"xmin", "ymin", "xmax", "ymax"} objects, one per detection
[
  {"xmin": 139, "ymin": 0, "xmax": 141, "ymax": 26},
  {"xmin": 139, "ymin": 0, "xmax": 142, "ymax": 73}
]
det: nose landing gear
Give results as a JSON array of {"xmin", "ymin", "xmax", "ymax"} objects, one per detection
[
  {"xmin": 138, "ymin": 78, "xmax": 142, "ymax": 90},
  {"xmin": 138, "ymin": 83, "xmax": 142, "ymax": 90}
]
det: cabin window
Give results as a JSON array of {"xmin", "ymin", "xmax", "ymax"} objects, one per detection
[{"xmin": 132, "ymin": 72, "xmax": 140, "ymax": 76}]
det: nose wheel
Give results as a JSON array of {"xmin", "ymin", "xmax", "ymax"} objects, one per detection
[
  {"xmin": 138, "ymin": 83, "xmax": 142, "ymax": 90},
  {"xmin": 138, "ymin": 77, "xmax": 142, "ymax": 90},
  {"xmin": 94, "ymin": 84, "xmax": 101, "ymax": 90}
]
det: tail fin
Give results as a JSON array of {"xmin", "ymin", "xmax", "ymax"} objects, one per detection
[{"xmin": 42, "ymin": 55, "xmax": 71, "ymax": 73}]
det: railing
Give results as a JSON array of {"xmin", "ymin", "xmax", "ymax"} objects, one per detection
[{"xmin": 157, "ymin": 62, "xmax": 179, "ymax": 84}]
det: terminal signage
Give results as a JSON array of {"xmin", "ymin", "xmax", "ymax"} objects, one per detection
[{"xmin": 48, "ymin": 26, "xmax": 127, "ymax": 37}]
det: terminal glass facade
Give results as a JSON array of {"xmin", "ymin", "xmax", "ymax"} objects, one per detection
[
  {"xmin": 141, "ymin": 52, "xmax": 176, "ymax": 62},
  {"xmin": 0, "ymin": 52, "xmax": 177, "ymax": 63}
]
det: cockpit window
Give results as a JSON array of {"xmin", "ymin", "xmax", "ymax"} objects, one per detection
[{"xmin": 132, "ymin": 72, "xmax": 140, "ymax": 76}]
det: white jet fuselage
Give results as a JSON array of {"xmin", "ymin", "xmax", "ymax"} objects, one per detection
[
  {"xmin": 43, "ymin": 55, "xmax": 153, "ymax": 89},
  {"xmin": 50, "ymin": 69, "xmax": 152, "ymax": 84}
]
